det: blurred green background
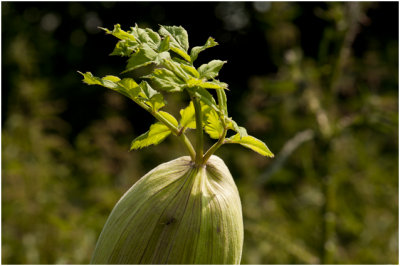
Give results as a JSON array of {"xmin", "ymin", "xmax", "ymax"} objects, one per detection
[{"xmin": 2, "ymin": 2, "xmax": 398, "ymax": 264}]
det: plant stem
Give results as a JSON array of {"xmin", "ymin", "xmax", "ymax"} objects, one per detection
[
  {"xmin": 192, "ymin": 95, "xmax": 204, "ymax": 165},
  {"xmin": 179, "ymin": 134, "xmax": 196, "ymax": 161},
  {"xmin": 202, "ymin": 126, "xmax": 227, "ymax": 164},
  {"xmin": 134, "ymin": 99, "xmax": 196, "ymax": 161}
]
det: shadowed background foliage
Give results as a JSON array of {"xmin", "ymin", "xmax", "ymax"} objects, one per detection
[{"xmin": 2, "ymin": 2, "xmax": 398, "ymax": 264}]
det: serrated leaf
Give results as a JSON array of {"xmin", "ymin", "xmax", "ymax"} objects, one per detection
[
  {"xmin": 226, "ymin": 118, "xmax": 248, "ymax": 138},
  {"xmin": 79, "ymin": 71, "xmax": 102, "ymax": 86},
  {"xmin": 181, "ymin": 64, "xmax": 199, "ymax": 78},
  {"xmin": 216, "ymin": 88, "xmax": 228, "ymax": 116},
  {"xmin": 226, "ymin": 134, "xmax": 274, "ymax": 157},
  {"xmin": 158, "ymin": 111, "xmax": 179, "ymax": 127},
  {"xmin": 190, "ymin": 37, "xmax": 218, "ymax": 62},
  {"xmin": 78, "ymin": 72, "xmax": 140, "ymax": 100},
  {"xmin": 146, "ymin": 68, "xmax": 184, "ymax": 92},
  {"xmin": 103, "ymin": 75, "xmax": 121, "ymax": 82},
  {"xmin": 159, "ymin": 25, "xmax": 190, "ymax": 61},
  {"xmin": 200, "ymin": 101, "xmax": 213, "ymax": 123},
  {"xmin": 130, "ymin": 25, "xmax": 161, "ymax": 50},
  {"xmin": 159, "ymin": 25, "xmax": 189, "ymax": 51},
  {"xmin": 130, "ymin": 123, "xmax": 171, "ymax": 150},
  {"xmin": 139, "ymin": 81, "xmax": 158, "ymax": 99},
  {"xmin": 154, "ymin": 51, "xmax": 171, "ymax": 65},
  {"xmin": 125, "ymin": 44, "xmax": 158, "ymax": 72},
  {"xmin": 205, "ymin": 110, "xmax": 224, "ymax": 139},
  {"xmin": 186, "ymin": 78, "xmax": 228, "ymax": 90},
  {"xmin": 139, "ymin": 81, "xmax": 165, "ymax": 111},
  {"xmin": 180, "ymin": 101, "xmax": 196, "ymax": 129},
  {"xmin": 158, "ymin": 35, "xmax": 170, "ymax": 52},
  {"xmin": 170, "ymin": 47, "xmax": 191, "ymax": 62},
  {"xmin": 198, "ymin": 60, "xmax": 226, "ymax": 80},
  {"xmin": 119, "ymin": 78, "xmax": 141, "ymax": 98},
  {"xmin": 110, "ymin": 40, "xmax": 138, "ymax": 57},
  {"xmin": 100, "ymin": 24, "xmax": 136, "ymax": 42},
  {"xmin": 162, "ymin": 59, "xmax": 190, "ymax": 81},
  {"xmin": 144, "ymin": 28, "xmax": 161, "ymax": 48}
]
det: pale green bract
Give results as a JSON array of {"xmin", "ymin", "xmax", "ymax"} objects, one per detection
[{"xmin": 90, "ymin": 156, "xmax": 244, "ymax": 264}]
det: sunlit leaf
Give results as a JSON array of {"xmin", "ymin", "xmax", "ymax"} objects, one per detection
[
  {"xmin": 110, "ymin": 40, "xmax": 138, "ymax": 57},
  {"xmin": 78, "ymin": 71, "xmax": 140, "ymax": 100},
  {"xmin": 130, "ymin": 24, "xmax": 161, "ymax": 50},
  {"xmin": 125, "ymin": 44, "xmax": 158, "ymax": 72},
  {"xmin": 130, "ymin": 122, "xmax": 171, "ymax": 150},
  {"xmin": 159, "ymin": 25, "xmax": 191, "ymax": 61},
  {"xmin": 180, "ymin": 101, "xmax": 196, "ymax": 129},
  {"xmin": 146, "ymin": 68, "xmax": 185, "ymax": 92},
  {"xmin": 162, "ymin": 59, "xmax": 190, "ymax": 81},
  {"xmin": 103, "ymin": 75, "xmax": 121, "ymax": 82},
  {"xmin": 139, "ymin": 81, "xmax": 165, "ymax": 111},
  {"xmin": 190, "ymin": 37, "xmax": 218, "ymax": 62},
  {"xmin": 159, "ymin": 25, "xmax": 189, "ymax": 51},
  {"xmin": 186, "ymin": 78, "xmax": 228, "ymax": 90},
  {"xmin": 225, "ymin": 134, "xmax": 274, "ymax": 157},
  {"xmin": 226, "ymin": 118, "xmax": 248, "ymax": 138},
  {"xmin": 158, "ymin": 35, "xmax": 170, "ymax": 52},
  {"xmin": 79, "ymin": 71, "xmax": 102, "ymax": 86},
  {"xmin": 100, "ymin": 24, "xmax": 136, "ymax": 42},
  {"xmin": 181, "ymin": 64, "xmax": 200, "ymax": 78},
  {"xmin": 216, "ymin": 88, "xmax": 228, "ymax": 116},
  {"xmin": 198, "ymin": 60, "xmax": 226, "ymax": 80},
  {"xmin": 158, "ymin": 111, "xmax": 179, "ymax": 127},
  {"xmin": 205, "ymin": 110, "xmax": 224, "ymax": 139}
]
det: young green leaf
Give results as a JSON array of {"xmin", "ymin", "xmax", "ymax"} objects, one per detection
[
  {"xmin": 159, "ymin": 25, "xmax": 191, "ymax": 61},
  {"xmin": 159, "ymin": 25, "xmax": 189, "ymax": 51},
  {"xmin": 198, "ymin": 60, "xmax": 226, "ymax": 80},
  {"xmin": 158, "ymin": 111, "xmax": 179, "ymax": 127},
  {"xmin": 110, "ymin": 40, "xmax": 138, "ymax": 57},
  {"xmin": 138, "ymin": 81, "xmax": 165, "ymax": 111},
  {"xmin": 180, "ymin": 64, "xmax": 200, "ymax": 78},
  {"xmin": 186, "ymin": 78, "xmax": 228, "ymax": 90},
  {"xmin": 216, "ymin": 88, "xmax": 228, "ymax": 116},
  {"xmin": 100, "ymin": 24, "xmax": 136, "ymax": 42},
  {"xmin": 205, "ymin": 110, "xmax": 224, "ymax": 139},
  {"xmin": 146, "ymin": 68, "xmax": 185, "ymax": 92},
  {"xmin": 125, "ymin": 44, "xmax": 158, "ymax": 72},
  {"xmin": 130, "ymin": 122, "xmax": 172, "ymax": 150},
  {"xmin": 226, "ymin": 118, "xmax": 248, "ymax": 138},
  {"xmin": 225, "ymin": 134, "xmax": 274, "ymax": 157},
  {"xmin": 130, "ymin": 25, "xmax": 161, "ymax": 50},
  {"xmin": 179, "ymin": 101, "xmax": 196, "ymax": 130},
  {"xmin": 158, "ymin": 35, "xmax": 170, "ymax": 52},
  {"xmin": 78, "ymin": 71, "xmax": 140, "ymax": 100},
  {"xmin": 190, "ymin": 37, "xmax": 218, "ymax": 62},
  {"xmin": 162, "ymin": 59, "xmax": 190, "ymax": 81},
  {"xmin": 81, "ymin": 23, "xmax": 274, "ymax": 160}
]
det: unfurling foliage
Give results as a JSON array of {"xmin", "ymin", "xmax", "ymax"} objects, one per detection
[{"xmin": 79, "ymin": 24, "xmax": 273, "ymax": 162}]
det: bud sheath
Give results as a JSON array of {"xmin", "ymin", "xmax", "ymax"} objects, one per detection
[{"xmin": 91, "ymin": 155, "xmax": 243, "ymax": 264}]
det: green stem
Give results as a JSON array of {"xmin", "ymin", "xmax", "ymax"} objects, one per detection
[
  {"xmin": 179, "ymin": 134, "xmax": 196, "ymax": 161},
  {"xmin": 202, "ymin": 126, "xmax": 227, "ymax": 164},
  {"xmin": 192, "ymin": 95, "xmax": 204, "ymax": 165},
  {"xmin": 135, "ymin": 99, "xmax": 196, "ymax": 161}
]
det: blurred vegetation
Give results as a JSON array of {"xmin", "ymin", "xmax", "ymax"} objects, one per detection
[{"xmin": 2, "ymin": 2, "xmax": 398, "ymax": 264}]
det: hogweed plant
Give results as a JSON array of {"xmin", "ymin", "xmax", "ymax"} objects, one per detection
[{"xmin": 79, "ymin": 24, "xmax": 274, "ymax": 264}]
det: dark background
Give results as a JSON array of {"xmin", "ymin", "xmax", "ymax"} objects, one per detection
[{"xmin": 2, "ymin": 2, "xmax": 398, "ymax": 264}]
